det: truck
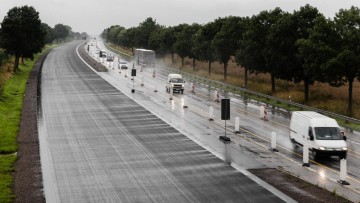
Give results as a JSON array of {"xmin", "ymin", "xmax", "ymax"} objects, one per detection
[
  {"xmin": 166, "ymin": 74, "xmax": 185, "ymax": 94},
  {"xmin": 134, "ymin": 49, "xmax": 155, "ymax": 67},
  {"xmin": 289, "ymin": 111, "xmax": 347, "ymax": 159}
]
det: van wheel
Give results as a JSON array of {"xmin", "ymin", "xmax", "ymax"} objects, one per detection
[
  {"xmin": 339, "ymin": 152, "xmax": 347, "ymax": 160},
  {"xmin": 181, "ymin": 90, "xmax": 184, "ymax": 94},
  {"xmin": 290, "ymin": 138, "xmax": 298, "ymax": 149},
  {"xmin": 312, "ymin": 149, "xmax": 321, "ymax": 160}
]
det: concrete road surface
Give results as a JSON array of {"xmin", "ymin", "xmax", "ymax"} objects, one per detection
[{"xmin": 38, "ymin": 41, "xmax": 292, "ymax": 202}]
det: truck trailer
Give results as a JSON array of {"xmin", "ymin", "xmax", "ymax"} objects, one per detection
[{"xmin": 134, "ymin": 49, "xmax": 155, "ymax": 67}]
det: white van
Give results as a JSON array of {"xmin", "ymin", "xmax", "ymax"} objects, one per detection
[
  {"xmin": 289, "ymin": 111, "xmax": 347, "ymax": 159},
  {"xmin": 166, "ymin": 74, "xmax": 185, "ymax": 94}
]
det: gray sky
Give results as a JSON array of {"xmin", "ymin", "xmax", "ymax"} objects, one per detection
[{"xmin": 1, "ymin": 0, "xmax": 360, "ymax": 35}]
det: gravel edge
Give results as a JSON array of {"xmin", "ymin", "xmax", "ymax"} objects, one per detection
[{"xmin": 12, "ymin": 50, "xmax": 50, "ymax": 203}]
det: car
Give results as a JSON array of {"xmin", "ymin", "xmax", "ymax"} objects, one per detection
[
  {"xmin": 118, "ymin": 61, "xmax": 128, "ymax": 69},
  {"xmin": 106, "ymin": 55, "xmax": 114, "ymax": 61},
  {"xmin": 166, "ymin": 73, "xmax": 185, "ymax": 94},
  {"xmin": 289, "ymin": 111, "xmax": 347, "ymax": 159}
]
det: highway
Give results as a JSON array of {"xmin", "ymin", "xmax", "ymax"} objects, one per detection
[
  {"xmin": 96, "ymin": 39, "xmax": 360, "ymax": 180},
  {"xmin": 38, "ymin": 41, "xmax": 292, "ymax": 202},
  {"xmin": 90, "ymin": 38, "xmax": 360, "ymax": 201}
]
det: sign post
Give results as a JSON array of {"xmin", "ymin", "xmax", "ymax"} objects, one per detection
[{"xmin": 220, "ymin": 98, "xmax": 230, "ymax": 142}]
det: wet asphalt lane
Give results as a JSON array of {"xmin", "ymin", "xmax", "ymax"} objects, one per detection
[{"xmin": 38, "ymin": 41, "xmax": 285, "ymax": 202}]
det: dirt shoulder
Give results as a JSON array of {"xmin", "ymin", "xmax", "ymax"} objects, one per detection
[
  {"xmin": 12, "ymin": 50, "xmax": 50, "ymax": 203},
  {"xmin": 249, "ymin": 168, "xmax": 351, "ymax": 203}
]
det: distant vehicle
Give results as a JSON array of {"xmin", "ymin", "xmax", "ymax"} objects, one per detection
[
  {"xmin": 118, "ymin": 61, "xmax": 128, "ymax": 69},
  {"xmin": 134, "ymin": 49, "xmax": 155, "ymax": 67},
  {"xmin": 95, "ymin": 49, "xmax": 100, "ymax": 54},
  {"xmin": 166, "ymin": 74, "xmax": 185, "ymax": 94},
  {"xmin": 99, "ymin": 50, "xmax": 107, "ymax": 58},
  {"xmin": 289, "ymin": 111, "xmax": 347, "ymax": 159},
  {"xmin": 106, "ymin": 55, "xmax": 114, "ymax": 61}
]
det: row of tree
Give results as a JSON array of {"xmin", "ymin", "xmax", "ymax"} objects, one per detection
[
  {"xmin": 0, "ymin": 6, "xmax": 86, "ymax": 72},
  {"xmin": 101, "ymin": 4, "xmax": 360, "ymax": 116}
]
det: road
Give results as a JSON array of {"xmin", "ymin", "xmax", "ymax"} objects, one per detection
[
  {"xmin": 95, "ymin": 39, "xmax": 360, "ymax": 181},
  {"xmin": 38, "ymin": 41, "xmax": 292, "ymax": 202},
  {"xmin": 91, "ymin": 38, "xmax": 360, "ymax": 201}
]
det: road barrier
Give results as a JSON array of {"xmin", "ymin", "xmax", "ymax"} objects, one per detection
[
  {"xmin": 166, "ymin": 66, "xmax": 360, "ymax": 125},
  {"xmin": 234, "ymin": 117, "xmax": 240, "ymax": 133},
  {"xmin": 270, "ymin": 131, "xmax": 278, "ymax": 152},
  {"xmin": 209, "ymin": 106, "xmax": 214, "ymax": 121},
  {"xmin": 154, "ymin": 84, "xmax": 158, "ymax": 92},
  {"xmin": 183, "ymin": 96, "xmax": 188, "ymax": 108},
  {"xmin": 169, "ymin": 88, "xmax": 173, "ymax": 100},
  {"xmin": 214, "ymin": 90, "xmax": 220, "ymax": 103},
  {"xmin": 302, "ymin": 143, "xmax": 310, "ymax": 167},
  {"xmin": 338, "ymin": 159, "xmax": 350, "ymax": 185}
]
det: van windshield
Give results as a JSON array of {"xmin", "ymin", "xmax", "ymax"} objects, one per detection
[
  {"xmin": 171, "ymin": 78, "xmax": 183, "ymax": 83},
  {"xmin": 314, "ymin": 127, "xmax": 342, "ymax": 140}
]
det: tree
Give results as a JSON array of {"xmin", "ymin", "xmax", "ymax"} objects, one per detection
[
  {"xmin": 42, "ymin": 23, "xmax": 55, "ymax": 44},
  {"xmin": 148, "ymin": 26, "xmax": 167, "ymax": 59},
  {"xmin": 174, "ymin": 23, "xmax": 201, "ymax": 68},
  {"xmin": 108, "ymin": 25, "xmax": 125, "ymax": 44},
  {"xmin": 213, "ymin": 16, "xmax": 245, "ymax": 81},
  {"xmin": 297, "ymin": 16, "xmax": 338, "ymax": 87},
  {"xmin": 134, "ymin": 17, "xmax": 160, "ymax": 48},
  {"xmin": 193, "ymin": 19, "xmax": 224, "ymax": 76},
  {"xmin": 328, "ymin": 6, "xmax": 360, "ymax": 116},
  {"xmin": 118, "ymin": 27, "xmax": 137, "ymax": 53},
  {"xmin": 53, "ymin": 24, "xmax": 69, "ymax": 42},
  {"xmin": 235, "ymin": 8, "xmax": 285, "ymax": 89},
  {"xmin": 291, "ymin": 4, "xmax": 323, "ymax": 103},
  {"xmin": 0, "ymin": 6, "xmax": 45, "ymax": 72}
]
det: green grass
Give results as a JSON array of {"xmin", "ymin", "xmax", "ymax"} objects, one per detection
[
  {"xmin": 0, "ymin": 154, "xmax": 17, "ymax": 203},
  {"xmin": 0, "ymin": 61, "xmax": 33, "ymax": 154},
  {"xmin": 0, "ymin": 46, "xmax": 52, "ymax": 203}
]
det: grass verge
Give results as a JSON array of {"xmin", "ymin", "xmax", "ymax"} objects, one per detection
[
  {"xmin": 0, "ymin": 46, "xmax": 52, "ymax": 203},
  {"xmin": 0, "ymin": 154, "xmax": 17, "ymax": 203}
]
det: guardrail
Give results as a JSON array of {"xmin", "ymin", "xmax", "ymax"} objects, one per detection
[
  {"xmin": 167, "ymin": 67, "xmax": 360, "ymax": 125},
  {"xmin": 103, "ymin": 43, "xmax": 360, "ymax": 125},
  {"xmin": 103, "ymin": 43, "xmax": 133, "ymax": 61}
]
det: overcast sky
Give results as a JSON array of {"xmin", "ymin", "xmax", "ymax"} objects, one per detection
[{"xmin": 1, "ymin": 0, "xmax": 360, "ymax": 35}]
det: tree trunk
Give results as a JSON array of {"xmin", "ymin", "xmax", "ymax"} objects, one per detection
[
  {"xmin": 21, "ymin": 57, "xmax": 24, "ymax": 64},
  {"xmin": 171, "ymin": 53, "xmax": 174, "ymax": 64},
  {"xmin": 304, "ymin": 79, "xmax": 309, "ymax": 104},
  {"xmin": 14, "ymin": 55, "xmax": 20, "ymax": 73},
  {"xmin": 192, "ymin": 58, "xmax": 195, "ymax": 72},
  {"xmin": 181, "ymin": 57, "xmax": 184, "ymax": 67},
  {"xmin": 224, "ymin": 63, "xmax": 227, "ymax": 81},
  {"xmin": 208, "ymin": 61, "xmax": 211, "ymax": 76},
  {"xmin": 244, "ymin": 67, "xmax": 248, "ymax": 88},
  {"xmin": 348, "ymin": 78, "xmax": 354, "ymax": 116},
  {"xmin": 271, "ymin": 73, "xmax": 275, "ymax": 94}
]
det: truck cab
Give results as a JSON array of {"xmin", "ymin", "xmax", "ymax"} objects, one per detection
[
  {"xmin": 166, "ymin": 74, "xmax": 185, "ymax": 94},
  {"xmin": 290, "ymin": 111, "xmax": 347, "ymax": 159}
]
